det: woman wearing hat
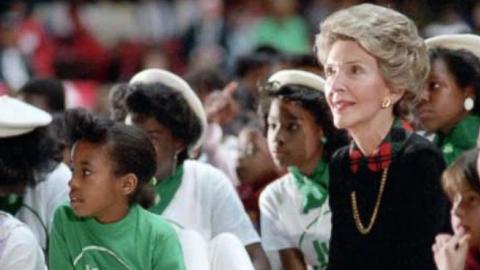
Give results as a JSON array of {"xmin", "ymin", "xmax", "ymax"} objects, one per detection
[
  {"xmin": 258, "ymin": 69, "xmax": 347, "ymax": 270},
  {"xmin": 417, "ymin": 34, "xmax": 480, "ymax": 165},
  {"xmin": 0, "ymin": 96, "xmax": 70, "ymax": 252},
  {"xmin": 124, "ymin": 69, "xmax": 270, "ymax": 270},
  {"xmin": 315, "ymin": 4, "xmax": 448, "ymax": 269}
]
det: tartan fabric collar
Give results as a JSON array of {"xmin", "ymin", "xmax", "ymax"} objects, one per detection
[{"xmin": 348, "ymin": 119, "xmax": 413, "ymax": 174}]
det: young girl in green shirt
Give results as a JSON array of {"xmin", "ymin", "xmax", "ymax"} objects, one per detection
[{"xmin": 49, "ymin": 109, "xmax": 185, "ymax": 270}]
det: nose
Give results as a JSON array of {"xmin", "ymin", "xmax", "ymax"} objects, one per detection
[
  {"xmin": 418, "ymin": 85, "xmax": 430, "ymax": 102},
  {"xmin": 326, "ymin": 70, "xmax": 347, "ymax": 95},
  {"xmin": 452, "ymin": 194, "xmax": 465, "ymax": 218},
  {"xmin": 68, "ymin": 175, "xmax": 79, "ymax": 191}
]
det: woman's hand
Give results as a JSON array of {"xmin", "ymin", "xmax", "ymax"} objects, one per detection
[{"xmin": 432, "ymin": 233, "xmax": 470, "ymax": 270}]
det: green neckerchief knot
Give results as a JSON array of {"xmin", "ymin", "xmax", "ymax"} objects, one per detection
[
  {"xmin": 289, "ymin": 159, "xmax": 329, "ymax": 214},
  {"xmin": 435, "ymin": 115, "xmax": 480, "ymax": 165},
  {"xmin": 149, "ymin": 164, "xmax": 184, "ymax": 215},
  {"xmin": 0, "ymin": 194, "xmax": 24, "ymax": 215}
]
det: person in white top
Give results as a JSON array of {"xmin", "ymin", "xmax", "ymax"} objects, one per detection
[
  {"xmin": 0, "ymin": 211, "xmax": 45, "ymax": 270},
  {"xmin": 258, "ymin": 70, "xmax": 347, "ymax": 269},
  {"xmin": 123, "ymin": 69, "xmax": 270, "ymax": 270},
  {"xmin": 0, "ymin": 96, "xmax": 70, "ymax": 251}
]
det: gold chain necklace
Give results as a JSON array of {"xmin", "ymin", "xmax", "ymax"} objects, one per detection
[{"xmin": 350, "ymin": 167, "xmax": 389, "ymax": 235}]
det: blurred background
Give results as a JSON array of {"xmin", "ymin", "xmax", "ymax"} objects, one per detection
[{"xmin": 0, "ymin": 0, "xmax": 479, "ymax": 114}]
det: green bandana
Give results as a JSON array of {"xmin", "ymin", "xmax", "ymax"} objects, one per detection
[
  {"xmin": 149, "ymin": 165, "xmax": 184, "ymax": 215},
  {"xmin": 0, "ymin": 194, "xmax": 24, "ymax": 215},
  {"xmin": 435, "ymin": 115, "xmax": 480, "ymax": 165},
  {"xmin": 289, "ymin": 159, "xmax": 329, "ymax": 214}
]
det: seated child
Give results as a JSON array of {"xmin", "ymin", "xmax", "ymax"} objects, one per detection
[
  {"xmin": 49, "ymin": 109, "xmax": 185, "ymax": 270},
  {"xmin": 433, "ymin": 148, "xmax": 480, "ymax": 270}
]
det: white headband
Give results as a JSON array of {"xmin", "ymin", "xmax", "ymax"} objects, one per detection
[
  {"xmin": 267, "ymin": 69, "xmax": 325, "ymax": 92},
  {"xmin": 128, "ymin": 69, "xmax": 207, "ymax": 154},
  {"xmin": 0, "ymin": 95, "xmax": 52, "ymax": 138},
  {"xmin": 425, "ymin": 34, "xmax": 480, "ymax": 59}
]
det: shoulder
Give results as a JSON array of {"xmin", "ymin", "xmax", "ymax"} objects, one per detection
[
  {"xmin": 0, "ymin": 212, "xmax": 40, "ymax": 247},
  {"xmin": 259, "ymin": 174, "xmax": 292, "ymax": 208},
  {"xmin": 137, "ymin": 207, "xmax": 177, "ymax": 238},
  {"xmin": 183, "ymin": 159, "xmax": 232, "ymax": 186},
  {"xmin": 401, "ymin": 133, "xmax": 444, "ymax": 165}
]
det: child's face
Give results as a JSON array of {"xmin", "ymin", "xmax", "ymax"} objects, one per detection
[
  {"xmin": 69, "ymin": 140, "xmax": 129, "ymax": 223},
  {"xmin": 266, "ymin": 98, "xmax": 324, "ymax": 172},
  {"xmin": 451, "ymin": 185, "xmax": 480, "ymax": 249}
]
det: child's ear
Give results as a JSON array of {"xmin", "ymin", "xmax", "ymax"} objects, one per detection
[{"xmin": 119, "ymin": 173, "xmax": 138, "ymax": 196}]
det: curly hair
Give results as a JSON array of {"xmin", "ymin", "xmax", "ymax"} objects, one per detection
[
  {"xmin": 315, "ymin": 3, "xmax": 430, "ymax": 117},
  {"xmin": 65, "ymin": 108, "xmax": 157, "ymax": 208},
  {"xmin": 429, "ymin": 48, "xmax": 480, "ymax": 116},
  {"xmin": 0, "ymin": 126, "xmax": 59, "ymax": 187},
  {"xmin": 258, "ymin": 83, "xmax": 348, "ymax": 161},
  {"xmin": 125, "ymin": 82, "xmax": 203, "ymax": 163}
]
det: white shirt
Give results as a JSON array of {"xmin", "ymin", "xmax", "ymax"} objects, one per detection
[
  {"xmin": 0, "ymin": 211, "xmax": 45, "ymax": 270},
  {"xmin": 260, "ymin": 174, "xmax": 331, "ymax": 269},
  {"xmin": 162, "ymin": 160, "xmax": 259, "ymax": 246},
  {"xmin": 16, "ymin": 162, "xmax": 71, "ymax": 250}
]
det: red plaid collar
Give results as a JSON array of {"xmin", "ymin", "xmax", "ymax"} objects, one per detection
[{"xmin": 349, "ymin": 119, "xmax": 413, "ymax": 174}]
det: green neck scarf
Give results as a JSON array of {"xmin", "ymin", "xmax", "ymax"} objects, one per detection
[
  {"xmin": 149, "ymin": 164, "xmax": 184, "ymax": 215},
  {"xmin": 0, "ymin": 194, "xmax": 24, "ymax": 215},
  {"xmin": 436, "ymin": 115, "xmax": 480, "ymax": 165},
  {"xmin": 289, "ymin": 159, "xmax": 329, "ymax": 214}
]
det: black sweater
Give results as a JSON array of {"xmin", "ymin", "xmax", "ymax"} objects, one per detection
[{"xmin": 327, "ymin": 133, "xmax": 448, "ymax": 270}]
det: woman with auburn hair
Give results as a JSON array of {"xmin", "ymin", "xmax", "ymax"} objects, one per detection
[{"xmin": 315, "ymin": 4, "xmax": 448, "ymax": 269}]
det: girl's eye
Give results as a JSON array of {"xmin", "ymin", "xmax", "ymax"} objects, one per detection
[
  {"xmin": 288, "ymin": 123, "xmax": 299, "ymax": 131},
  {"xmin": 83, "ymin": 169, "xmax": 92, "ymax": 176},
  {"xmin": 429, "ymin": 82, "xmax": 441, "ymax": 91}
]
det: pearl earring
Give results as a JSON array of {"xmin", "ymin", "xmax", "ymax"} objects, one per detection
[{"xmin": 464, "ymin": 97, "xmax": 474, "ymax": 111}]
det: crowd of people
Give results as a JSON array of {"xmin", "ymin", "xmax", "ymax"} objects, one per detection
[{"xmin": 2, "ymin": 0, "xmax": 480, "ymax": 270}]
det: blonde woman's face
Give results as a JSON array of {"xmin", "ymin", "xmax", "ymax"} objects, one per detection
[{"xmin": 323, "ymin": 40, "xmax": 393, "ymax": 130}]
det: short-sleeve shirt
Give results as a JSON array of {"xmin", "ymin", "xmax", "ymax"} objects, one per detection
[
  {"xmin": 260, "ymin": 174, "xmax": 331, "ymax": 269},
  {"xmin": 49, "ymin": 204, "xmax": 185, "ymax": 270},
  {"xmin": 158, "ymin": 160, "xmax": 260, "ymax": 246}
]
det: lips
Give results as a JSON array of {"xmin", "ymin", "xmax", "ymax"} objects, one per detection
[
  {"xmin": 70, "ymin": 193, "xmax": 84, "ymax": 206},
  {"xmin": 331, "ymin": 100, "xmax": 355, "ymax": 113}
]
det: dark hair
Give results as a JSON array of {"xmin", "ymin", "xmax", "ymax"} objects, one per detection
[
  {"xmin": 185, "ymin": 68, "xmax": 226, "ymax": 97},
  {"xmin": 258, "ymin": 83, "xmax": 348, "ymax": 161},
  {"xmin": 65, "ymin": 108, "xmax": 157, "ymax": 207},
  {"xmin": 108, "ymin": 83, "xmax": 130, "ymax": 122},
  {"xmin": 19, "ymin": 78, "xmax": 65, "ymax": 112},
  {"xmin": 234, "ymin": 48, "xmax": 283, "ymax": 78},
  {"xmin": 430, "ymin": 48, "xmax": 480, "ymax": 115},
  {"xmin": 0, "ymin": 126, "xmax": 58, "ymax": 187},
  {"xmin": 442, "ymin": 148, "xmax": 480, "ymax": 199},
  {"xmin": 125, "ymin": 82, "xmax": 203, "ymax": 163}
]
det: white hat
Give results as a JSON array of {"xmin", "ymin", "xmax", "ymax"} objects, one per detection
[
  {"xmin": 425, "ymin": 34, "xmax": 480, "ymax": 59},
  {"xmin": 267, "ymin": 69, "xmax": 325, "ymax": 92},
  {"xmin": 0, "ymin": 95, "xmax": 52, "ymax": 138},
  {"xmin": 128, "ymin": 69, "xmax": 207, "ymax": 154}
]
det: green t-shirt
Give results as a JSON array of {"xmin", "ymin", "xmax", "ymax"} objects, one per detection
[
  {"xmin": 254, "ymin": 15, "xmax": 310, "ymax": 54},
  {"xmin": 49, "ymin": 204, "xmax": 185, "ymax": 270}
]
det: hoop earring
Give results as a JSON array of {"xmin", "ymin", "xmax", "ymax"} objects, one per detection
[
  {"xmin": 381, "ymin": 98, "xmax": 392, "ymax": 109},
  {"xmin": 464, "ymin": 97, "xmax": 474, "ymax": 111}
]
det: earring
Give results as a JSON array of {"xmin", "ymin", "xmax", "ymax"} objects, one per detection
[
  {"xmin": 321, "ymin": 137, "xmax": 328, "ymax": 144},
  {"xmin": 381, "ymin": 98, "xmax": 392, "ymax": 109},
  {"xmin": 170, "ymin": 152, "xmax": 178, "ymax": 177},
  {"xmin": 464, "ymin": 97, "xmax": 474, "ymax": 111}
]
